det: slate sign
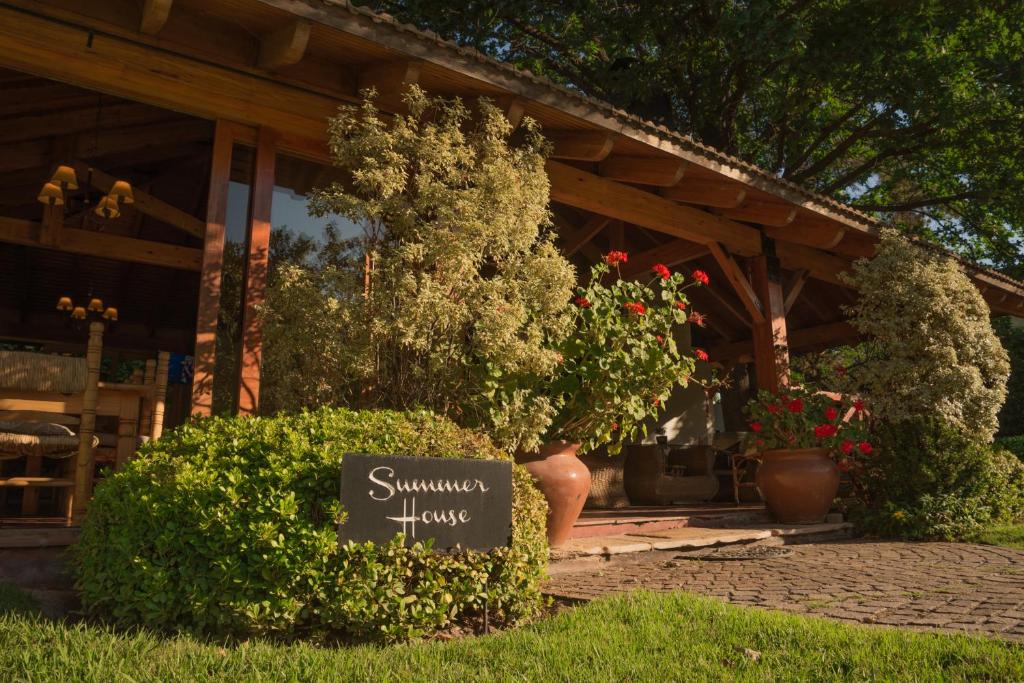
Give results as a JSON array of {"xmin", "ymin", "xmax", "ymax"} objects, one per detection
[{"xmin": 338, "ymin": 454, "xmax": 513, "ymax": 551}]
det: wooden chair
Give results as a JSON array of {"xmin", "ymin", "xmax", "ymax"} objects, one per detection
[{"xmin": 0, "ymin": 322, "xmax": 103, "ymax": 525}]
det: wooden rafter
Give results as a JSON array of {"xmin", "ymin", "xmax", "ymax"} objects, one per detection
[
  {"xmin": 0, "ymin": 216, "xmax": 201, "ymax": 270},
  {"xmin": 139, "ymin": 0, "xmax": 173, "ymax": 35},
  {"xmin": 258, "ymin": 19, "xmax": 312, "ymax": 70},
  {"xmin": 766, "ymin": 214, "xmax": 846, "ymax": 250},
  {"xmin": 783, "ymin": 269, "xmax": 810, "ymax": 314},
  {"xmin": 547, "ymin": 131, "xmax": 615, "ymax": 162},
  {"xmin": 598, "ymin": 156, "xmax": 686, "ymax": 187},
  {"xmin": 707, "ymin": 242, "xmax": 765, "ymax": 324},
  {"xmin": 560, "ymin": 214, "xmax": 610, "ymax": 256},
  {"xmin": 72, "ymin": 161, "xmax": 205, "ymax": 239},
  {"xmin": 620, "ymin": 239, "xmax": 709, "ymax": 279},
  {"xmin": 709, "ymin": 321, "xmax": 859, "ymax": 363},
  {"xmin": 661, "ymin": 178, "xmax": 747, "ymax": 208},
  {"xmin": 720, "ymin": 198, "xmax": 798, "ymax": 226},
  {"xmin": 547, "ymin": 160, "xmax": 761, "ymax": 255}
]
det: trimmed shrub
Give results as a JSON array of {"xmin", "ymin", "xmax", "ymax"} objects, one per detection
[
  {"xmin": 853, "ymin": 418, "xmax": 1024, "ymax": 540},
  {"xmin": 74, "ymin": 409, "xmax": 547, "ymax": 642},
  {"xmin": 999, "ymin": 435, "xmax": 1024, "ymax": 461}
]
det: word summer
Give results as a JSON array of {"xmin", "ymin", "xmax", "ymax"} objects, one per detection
[{"xmin": 367, "ymin": 466, "xmax": 491, "ymax": 538}]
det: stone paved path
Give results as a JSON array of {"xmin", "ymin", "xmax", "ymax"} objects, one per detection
[{"xmin": 545, "ymin": 539, "xmax": 1024, "ymax": 641}]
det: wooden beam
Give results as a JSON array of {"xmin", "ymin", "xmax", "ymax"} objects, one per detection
[
  {"xmin": 139, "ymin": 0, "xmax": 173, "ymax": 35},
  {"xmin": 550, "ymin": 212, "xmax": 603, "ymax": 264},
  {"xmin": 493, "ymin": 96, "xmax": 527, "ymax": 128},
  {"xmin": 0, "ymin": 103, "xmax": 175, "ymax": 145},
  {"xmin": 237, "ymin": 129, "xmax": 277, "ymax": 415},
  {"xmin": 708, "ymin": 242, "xmax": 764, "ymax": 324},
  {"xmin": 661, "ymin": 178, "xmax": 748, "ymax": 208},
  {"xmin": 0, "ymin": 216, "xmax": 201, "ymax": 270},
  {"xmin": 258, "ymin": 19, "xmax": 312, "ymax": 70},
  {"xmin": 783, "ymin": 269, "xmax": 810, "ymax": 314},
  {"xmin": 765, "ymin": 215, "xmax": 846, "ymax": 250},
  {"xmin": 598, "ymin": 156, "xmax": 686, "ymax": 186},
  {"xmin": 748, "ymin": 254, "xmax": 789, "ymax": 392},
  {"xmin": 560, "ymin": 214, "xmax": 610, "ymax": 256},
  {"xmin": 0, "ymin": 7, "xmax": 337, "ymax": 142},
  {"xmin": 721, "ymin": 199, "xmax": 798, "ymax": 227},
  {"xmin": 546, "ymin": 160, "xmax": 762, "ymax": 255},
  {"xmin": 774, "ymin": 241, "xmax": 854, "ymax": 287},
  {"xmin": 191, "ymin": 121, "xmax": 235, "ymax": 417},
  {"xmin": 73, "ymin": 162, "xmax": 205, "ymax": 239},
  {"xmin": 710, "ymin": 321, "xmax": 859, "ymax": 363},
  {"xmin": 547, "ymin": 131, "xmax": 615, "ymax": 162},
  {"xmin": 704, "ymin": 284, "xmax": 754, "ymax": 328},
  {"xmin": 620, "ymin": 239, "xmax": 710, "ymax": 279},
  {"xmin": 357, "ymin": 60, "xmax": 421, "ymax": 95}
]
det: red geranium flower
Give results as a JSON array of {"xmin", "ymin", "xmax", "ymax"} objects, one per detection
[
  {"xmin": 837, "ymin": 459, "xmax": 852, "ymax": 473},
  {"xmin": 858, "ymin": 441, "xmax": 873, "ymax": 455},
  {"xmin": 694, "ymin": 348, "xmax": 709, "ymax": 362},
  {"xmin": 656, "ymin": 335, "xmax": 665, "ymax": 344},
  {"xmin": 675, "ymin": 301, "xmax": 687, "ymax": 311},
  {"xmin": 574, "ymin": 296, "xmax": 591, "ymax": 308},
  {"xmin": 788, "ymin": 398, "xmax": 804, "ymax": 413},
  {"xmin": 840, "ymin": 439, "xmax": 854, "ymax": 454},
  {"xmin": 825, "ymin": 406, "xmax": 839, "ymax": 422},
  {"xmin": 604, "ymin": 250, "xmax": 629, "ymax": 266},
  {"xmin": 692, "ymin": 269, "xmax": 710, "ymax": 285},
  {"xmin": 623, "ymin": 301, "xmax": 646, "ymax": 315},
  {"xmin": 652, "ymin": 263, "xmax": 671, "ymax": 280},
  {"xmin": 652, "ymin": 397, "xmax": 661, "ymax": 407},
  {"xmin": 853, "ymin": 399, "xmax": 865, "ymax": 412},
  {"xmin": 687, "ymin": 311, "xmax": 707, "ymax": 327},
  {"xmin": 814, "ymin": 423, "xmax": 838, "ymax": 439},
  {"xmin": 756, "ymin": 438, "xmax": 765, "ymax": 447},
  {"xmin": 750, "ymin": 421, "xmax": 762, "ymax": 433},
  {"xmin": 766, "ymin": 403, "xmax": 781, "ymax": 414},
  {"xmin": 611, "ymin": 422, "xmax": 620, "ymax": 431}
]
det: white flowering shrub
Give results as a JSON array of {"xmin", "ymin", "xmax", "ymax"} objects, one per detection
[{"xmin": 843, "ymin": 229, "xmax": 1010, "ymax": 441}]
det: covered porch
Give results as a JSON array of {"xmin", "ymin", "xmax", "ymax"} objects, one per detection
[{"xmin": 0, "ymin": 0, "xmax": 1023, "ymax": 536}]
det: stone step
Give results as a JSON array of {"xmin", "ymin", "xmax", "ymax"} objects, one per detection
[{"xmin": 548, "ymin": 522, "xmax": 851, "ymax": 574}]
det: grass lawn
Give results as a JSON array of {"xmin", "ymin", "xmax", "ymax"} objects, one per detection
[
  {"xmin": 967, "ymin": 523, "xmax": 1024, "ymax": 550},
  {"xmin": 2, "ymin": 584, "xmax": 1023, "ymax": 682}
]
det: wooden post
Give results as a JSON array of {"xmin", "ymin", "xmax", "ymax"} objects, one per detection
[
  {"xmin": 152, "ymin": 352, "xmax": 169, "ymax": 439},
  {"xmin": 139, "ymin": 358, "xmax": 156, "ymax": 437},
  {"xmin": 114, "ymin": 394, "xmax": 140, "ymax": 470},
  {"xmin": 190, "ymin": 121, "xmax": 234, "ymax": 416},
  {"xmin": 237, "ymin": 128, "xmax": 277, "ymax": 415},
  {"xmin": 748, "ymin": 245, "xmax": 790, "ymax": 394},
  {"xmin": 70, "ymin": 321, "xmax": 103, "ymax": 525}
]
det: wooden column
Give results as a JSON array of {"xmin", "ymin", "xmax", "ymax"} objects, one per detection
[
  {"xmin": 70, "ymin": 322, "xmax": 103, "ymax": 524},
  {"xmin": 748, "ymin": 244, "xmax": 790, "ymax": 394},
  {"xmin": 237, "ymin": 128, "xmax": 277, "ymax": 415},
  {"xmin": 190, "ymin": 121, "xmax": 234, "ymax": 416}
]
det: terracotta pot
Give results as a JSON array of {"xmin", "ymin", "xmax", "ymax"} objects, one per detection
[
  {"xmin": 515, "ymin": 441, "xmax": 589, "ymax": 547},
  {"xmin": 755, "ymin": 448, "xmax": 839, "ymax": 524}
]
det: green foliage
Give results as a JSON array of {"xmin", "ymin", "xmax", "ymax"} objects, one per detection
[
  {"xmin": 262, "ymin": 87, "xmax": 577, "ymax": 451},
  {"xmin": 853, "ymin": 418, "xmax": 1024, "ymax": 540},
  {"xmin": 373, "ymin": 1, "xmax": 1024, "ymax": 272},
  {"xmin": 543, "ymin": 257, "xmax": 700, "ymax": 453},
  {"xmin": 742, "ymin": 387, "xmax": 870, "ymax": 471},
  {"xmin": 843, "ymin": 230, "xmax": 1009, "ymax": 441},
  {"xmin": 74, "ymin": 408, "xmax": 547, "ymax": 642},
  {"xmin": 995, "ymin": 317, "xmax": 1024, "ymax": 436},
  {"xmin": 998, "ymin": 435, "xmax": 1024, "ymax": 462}
]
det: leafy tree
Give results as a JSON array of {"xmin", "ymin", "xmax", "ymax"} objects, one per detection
[
  {"xmin": 995, "ymin": 316, "xmax": 1024, "ymax": 436},
  {"xmin": 372, "ymin": 0, "xmax": 1024, "ymax": 272}
]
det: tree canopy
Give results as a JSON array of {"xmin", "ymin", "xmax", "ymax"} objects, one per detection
[{"xmin": 373, "ymin": 0, "xmax": 1024, "ymax": 275}]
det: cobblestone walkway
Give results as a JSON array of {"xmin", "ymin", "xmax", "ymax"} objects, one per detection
[{"xmin": 545, "ymin": 539, "xmax": 1024, "ymax": 641}]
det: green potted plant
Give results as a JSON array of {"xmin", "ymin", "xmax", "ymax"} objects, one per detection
[
  {"xmin": 743, "ymin": 387, "xmax": 870, "ymax": 523},
  {"xmin": 517, "ymin": 251, "xmax": 707, "ymax": 545}
]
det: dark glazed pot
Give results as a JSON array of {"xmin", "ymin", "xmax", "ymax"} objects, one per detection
[
  {"xmin": 515, "ymin": 441, "xmax": 589, "ymax": 547},
  {"xmin": 755, "ymin": 448, "xmax": 839, "ymax": 524}
]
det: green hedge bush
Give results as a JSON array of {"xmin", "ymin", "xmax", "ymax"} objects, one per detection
[
  {"xmin": 74, "ymin": 408, "xmax": 547, "ymax": 642},
  {"xmin": 854, "ymin": 418, "xmax": 1024, "ymax": 540},
  {"xmin": 998, "ymin": 435, "xmax": 1024, "ymax": 462}
]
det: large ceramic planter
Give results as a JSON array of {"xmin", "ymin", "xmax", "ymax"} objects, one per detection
[
  {"xmin": 755, "ymin": 447, "xmax": 839, "ymax": 524},
  {"xmin": 515, "ymin": 441, "xmax": 590, "ymax": 547}
]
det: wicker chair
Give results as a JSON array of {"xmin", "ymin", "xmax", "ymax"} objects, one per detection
[{"xmin": 0, "ymin": 322, "xmax": 103, "ymax": 524}]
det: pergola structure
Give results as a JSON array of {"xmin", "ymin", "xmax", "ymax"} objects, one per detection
[{"xmin": 1, "ymin": 0, "xmax": 1022, "ymax": 422}]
